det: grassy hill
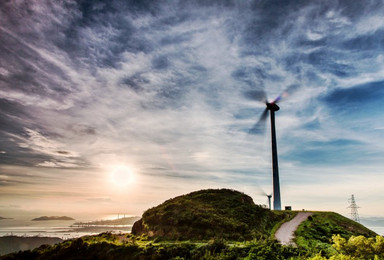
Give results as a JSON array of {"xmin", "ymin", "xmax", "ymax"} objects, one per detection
[
  {"xmin": 131, "ymin": 189, "xmax": 294, "ymax": 241},
  {"xmin": 296, "ymin": 211, "xmax": 376, "ymax": 241},
  {"xmin": 1, "ymin": 189, "xmax": 380, "ymax": 259},
  {"xmin": 294, "ymin": 211, "xmax": 377, "ymax": 256}
]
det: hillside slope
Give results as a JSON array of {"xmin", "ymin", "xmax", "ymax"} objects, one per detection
[
  {"xmin": 132, "ymin": 189, "xmax": 292, "ymax": 240},
  {"xmin": 295, "ymin": 211, "xmax": 376, "ymax": 250}
]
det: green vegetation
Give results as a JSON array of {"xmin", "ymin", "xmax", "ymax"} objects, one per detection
[
  {"xmin": 0, "ymin": 233, "xmax": 301, "ymax": 260},
  {"xmin": 132, "ymin": 189, "xmax": 294, "ymax": 241},
  {"xmin": 1, "ymin": 189, "xmax": 380, "ymax": 259},
  {"xmin": 307, "ymin": 235, "xmax": 384, "ymax": 260},
  {"xmin": 294, "ymin": 212, "xmax": 377, "ymax": 257},
  {"xmin": 3, "ymin": 233, "xmax": 383, "ymax": 260}
]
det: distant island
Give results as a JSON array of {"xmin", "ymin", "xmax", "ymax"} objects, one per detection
[
  {"xmin": 32, "ymin": 216, "xmax": 75, "ymax": 221},
  {"xmin": 0, "ymin": 216, "xmax": 12, "ymax": 220},
  {"xmin": 73, "ymin": 216, "xmax": 140, "ymax": 226},
  {"xmin": 69, "ymin": 216, "xmax": 140, "ymax": 233}
]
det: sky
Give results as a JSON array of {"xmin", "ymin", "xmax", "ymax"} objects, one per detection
[{"xmin": 0, "ymin": 0, "xmax": 384, "ymax": 220}]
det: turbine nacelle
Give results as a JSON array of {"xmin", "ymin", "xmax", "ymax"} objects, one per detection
[{"xmin": 266, "ymin": 102, "xmax": 280, "ymax": 112}]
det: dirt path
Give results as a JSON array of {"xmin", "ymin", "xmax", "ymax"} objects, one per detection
[{"xmin": 275, "ymin": 212, "xmax": 312, "ymax": 246}]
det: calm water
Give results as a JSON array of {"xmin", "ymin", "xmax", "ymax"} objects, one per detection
[
  {"xmin": 0, "ymin": 218, "xmax": 132, "ymax": 240},
  {"xmin": 1, "ymin": 219, "xmax": 383, "ymax": 240},
  {"xmin": 369, "ymin": 226, "xmax": 384, "ymax": 236}
]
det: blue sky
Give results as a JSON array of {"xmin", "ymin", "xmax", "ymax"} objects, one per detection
[{"xmin": 0, "ymin": 0, "xmax": 384, "ymax": 219}]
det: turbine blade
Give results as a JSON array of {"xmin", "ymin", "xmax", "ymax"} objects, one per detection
[
  {"xmin": 254, "ymin": 182, "xmax": 268, "ymax": 196},
  {"xmin": 244, "ymin": 90, "xmax": 267, "ymax": 103},
  {"xmin": 249, "ymin": 108, "xmax": 268, "ymax": 134},
  {"xmin": 273, "ymin": 84, "xmax": 300, "ymax": 103},
  {"xmin": 257, "ymin": 190, "xmax": 268, "ymax": 196}
]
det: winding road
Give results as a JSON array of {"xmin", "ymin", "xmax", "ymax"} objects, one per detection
[{"xmin": 275, "ymin": 212, "xmax": 312, "ymax": 245}]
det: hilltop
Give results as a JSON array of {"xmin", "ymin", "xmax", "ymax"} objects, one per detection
[
  {"xmin": 131, "ymin": 189, "xmax": 375, "ymax": 242},
  {"xmin": 131, "ymin": 189, "xmax": 294, "ymax": 240}
]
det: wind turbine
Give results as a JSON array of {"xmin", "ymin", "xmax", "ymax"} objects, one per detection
[
  {"xmin": 256, "ymin": 185, "xmax": 273, "ymax": 210},
  {"xmin": 245, "ymin": 85, "xmax": 298, "ymax": 211},
  {"xmin": 266, "ymin": 194, "xmax": 272, "ymax": 210}
]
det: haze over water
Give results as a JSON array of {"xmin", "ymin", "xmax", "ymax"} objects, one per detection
[
  {"xmin": 1, "ymin": 214, "xmax": 383, "ymax": 239},
  {"xmin": 0, "ymin": 214, "xmax": 135, "ymax": 239}
]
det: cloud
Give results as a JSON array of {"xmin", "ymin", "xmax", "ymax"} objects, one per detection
[
  {"xmin": 1, "ymin": 0, "xmax": 384, "ymax": 215},
  {"xmin": 19, "ymin": 128, "xmax": 78, "ymax": 156},
  {"xmin": 322, "ymin": 80, "xmax": 384, "ymax": 108},
  {"xmin": 3, "ymin": 128, "xmax": 86, "ymax": 168},
  {"xmin": 85, "ymin": 197, "xmax": 113, "ymax": 204},
  {"xmin": 0, "ymin": 204, "xmax": 20, "ymax": 209},
  {"xmin": 36, "ymin": 159, "xmax": 81, "ymax": 168}
]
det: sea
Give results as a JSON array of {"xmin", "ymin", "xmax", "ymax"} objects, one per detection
[
  {"xmin": 0, "ymin": 217, "xmax": 133, "ymax": 240},
  {"xmin": 0, "ymin": 218, "xmax": 383, "ymax": 240},
  {"xmin": 368, "ymin": 226, "xmax": 384, "ymax": 236}
]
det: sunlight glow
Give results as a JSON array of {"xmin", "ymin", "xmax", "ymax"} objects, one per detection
[
  {"xmin": 101, "ymin": 214, "xmax": 135, "ymax": 220},
  {"xmin": 109, "ymin": 165, "xmax": 135, "ymax": 187}
]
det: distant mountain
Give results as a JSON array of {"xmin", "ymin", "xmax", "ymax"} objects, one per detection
[{"xmin": 31, "ymin": 216, "xmax": 74, "ymax": 221}]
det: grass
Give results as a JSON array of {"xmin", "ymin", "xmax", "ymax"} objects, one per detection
[
  {"xmin": 294, "ymin": 211, "xmax": 377, "ymax": 257},
  {"xmin": 2, "ymin": 230, "xmax": 380, "ymax": 260},
  {"xmin": 1, "ymin": 233, "xmax": 302, "ymax": 260},
  {"xmin": 295, "ymin": 212, "xmax": 376, "ymax": 242},
  {"xmin": 133, "ymin": 189, "xmax": 292, "ymax": 241}
]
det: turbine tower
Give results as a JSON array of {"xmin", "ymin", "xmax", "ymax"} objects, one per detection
[
  {"xmin": 267, "ymin": 102, "xmax": 281, "ymax": 210},
  {"xmin": 245, "ymin": 85, "xmax": 298, "ymax": 210},
  {"xmin": 267, "ymin": 194, "xmax": 272, "ymax": 210}
]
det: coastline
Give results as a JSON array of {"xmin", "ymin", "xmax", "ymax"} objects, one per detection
[
  {"xmin": 0, "ymin": 229, "xmax": 131, "ymax": 256},
  {"xmin": 0, "ymin": 236, "xmax": 63, "ymax": 256},
  {"xmin": 0, "ymin": 218, "xmax": 134, "ymax": 240}
]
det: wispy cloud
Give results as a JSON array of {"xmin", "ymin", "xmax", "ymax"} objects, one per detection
[{"xmin": 1, "ymin": 0, "xmax": 384, "ymax": 216}]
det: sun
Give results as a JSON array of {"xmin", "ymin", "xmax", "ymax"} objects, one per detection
[{"xmin": 109, "ymin": 165, "xmax": 135, "ymax": 187}]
